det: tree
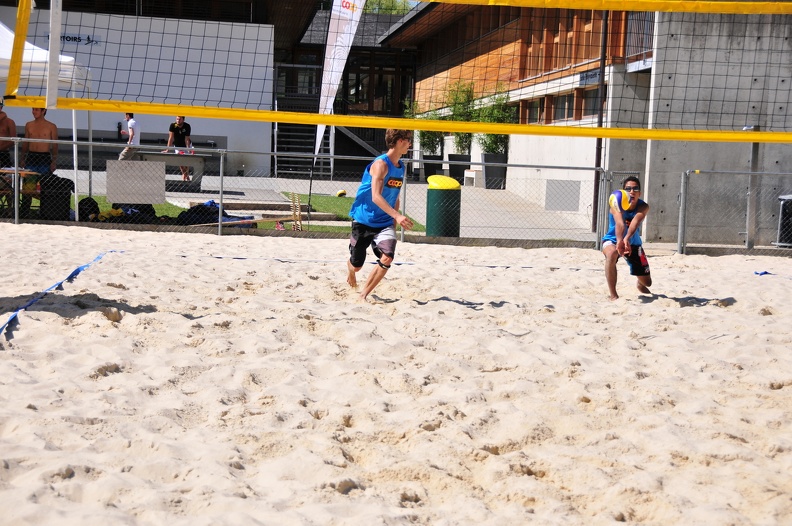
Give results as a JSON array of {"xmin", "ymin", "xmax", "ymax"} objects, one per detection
[
  {"xmin": 364, "ymin": 0, "xmax": 414, "ymax": 15},
  {"xmin": 404, "ymin": 101, "xmax": 444, "ymax": 156},
  {"xmin": 445, "ymin": 81, "xmax": 476, "ymax": 155},
  {"xmin": 476, "ymin": 89, "xmax": 517, "ymax": 155}
]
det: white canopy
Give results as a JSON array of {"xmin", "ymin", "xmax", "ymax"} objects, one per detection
[
  {"xmin": 0, "ymin": 19, "xmax": 92, "ymax": 222},
  {"xmin": 0, "ymin": 19, "xmax": 90, "ymax": 93}
]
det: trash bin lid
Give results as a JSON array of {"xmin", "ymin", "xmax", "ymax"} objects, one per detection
[{"xmin": 427, "ymin": 175, "xmax": 461, "ymax": 190}]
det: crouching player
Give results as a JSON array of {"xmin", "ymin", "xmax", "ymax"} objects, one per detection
[{"xmin": 602, "ymin": 176, "xmax": 652, "ymax": 300}]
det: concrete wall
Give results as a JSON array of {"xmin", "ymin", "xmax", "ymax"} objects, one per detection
[
  {"xmin": 494, "ymin": 64, "xmax": 651, "ymax": 233},
  {"xmin": 0, "ymin": 7, "xmax": 274, "ymax": 175},
  {"xmin": 492, "ymin": 14, "xmax": 792, "ymax": 246},
  {"xmin": 506, "ymin": 134, "xmax": 598, "ymax": 230},
  {"xmin": 644, "ymin": 13, "xmax": 792, "ymax": 245}
]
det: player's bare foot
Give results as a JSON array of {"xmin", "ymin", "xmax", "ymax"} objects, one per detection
[
  {"xmin": 637, "ymin": 283, "xmax": 651, "ymax": 294},
  {"xmin": 346, "ymin": 260, "xmax": 357, "ymax": 288},
  {"xmin": 609, "ymin": 293, "xmax": 619, "ymax": 301}
]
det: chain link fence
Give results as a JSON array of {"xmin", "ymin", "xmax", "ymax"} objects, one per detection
[
  {"xmin": 24, "ymin": 137, "xmax": 792, "ymax": 255},
  {"xmin": 1, "ymin": 138, "xmax": 610, "ymax": 248},
  {"xmin": 677, "ymin": 169, "xmax": 792, "ymax": 254}
]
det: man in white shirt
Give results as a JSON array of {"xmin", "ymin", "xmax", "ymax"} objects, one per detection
[{"xmin": 118, "ymin": 112, "xmax": 140, "ymax": 160}]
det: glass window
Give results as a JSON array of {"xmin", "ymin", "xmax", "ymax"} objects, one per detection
[
  {"xmin": 583, "ymin": 89, "xmax": 602, "ymax": 117},
  {"xmin": 526, "ymin": 98, "xmax": 544, "ymax": 124},
  {"xmin": 554, "ymin": 94, "xmax": 574, "ymax": 121}
]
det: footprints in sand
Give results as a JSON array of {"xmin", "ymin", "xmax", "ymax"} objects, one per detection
[{"xmin": 90, "ymin": 362, "xmax": 123, "ymax": 379}]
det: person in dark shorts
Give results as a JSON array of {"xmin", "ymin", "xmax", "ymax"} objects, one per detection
[
  {"xmin": 20, "ymin": 108, "xmax": 58, "ymax": 218},
  {"xmin": 163, "ymin": 115, "xmax": 193, "ymax": 181},
  {"xmin": 602, "ymin": 176, "xmax": 652, "ymax": 300},
  {"xmin": 346, "ymin": 129, "xmax": 414, "ymax": 302},
  {"xmin": 0, "ymin": 97, "xmax": 17, "ymax": 169}
]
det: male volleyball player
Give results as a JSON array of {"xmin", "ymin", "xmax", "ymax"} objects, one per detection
[
  {"xmin": 602, "ymin": 176, "xmax": 651, "ymax": 300},
  {"xmin": 346, "ymin": 129, "xmax": 414, "ymax": 302}
]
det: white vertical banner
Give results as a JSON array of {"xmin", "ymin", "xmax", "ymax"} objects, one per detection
[
  {"xmin": 314, "ymin": 0, "xmax": 365, "ymax": 157},
  {"xmin": 46, "ymin": 0, "xmax": 63, "ymax": 108}
]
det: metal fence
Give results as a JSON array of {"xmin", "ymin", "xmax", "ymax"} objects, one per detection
[
  {"xmin": 677, "ymin": 169, "xmax": 792, "ymax": 254},
  {"xmin": 1, "ymin": 138, "xmax": 610, "ymax": 248}
]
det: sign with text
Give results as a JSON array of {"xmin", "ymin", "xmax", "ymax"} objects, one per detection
[
  {"xmin": 579, "ymin": 69, "xmax": 600, "ymax": 86},
  {"xmin": 47, "ymin": 33, "xmax": 101, "ymax": 46}
]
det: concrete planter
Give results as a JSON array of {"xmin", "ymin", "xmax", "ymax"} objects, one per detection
[
  {"xmin": 448, "ymin": 154, "xmax": 471, "ymax": 184},
  {"xmin": 481, "ymin": 152, "xmax": 507, "ymax": 189}
]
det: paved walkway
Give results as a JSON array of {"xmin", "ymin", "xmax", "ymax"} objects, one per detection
[{"xmin": 64, "ymin": 170, "xmax": 599, "ymax": 243}]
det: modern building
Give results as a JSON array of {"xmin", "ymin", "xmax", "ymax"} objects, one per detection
[
  {"xmin": 0, "ymin": 1, "xmax": 416, "ymax": 179},
  {"xmin": 380, "ymin": 4, "xmax": 792, "ymax": 245},
  {"xmin": 2, "ymin": 1, "xmax": 790, "ymax": 245}
]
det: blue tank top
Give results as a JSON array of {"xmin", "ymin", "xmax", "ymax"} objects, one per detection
[
  {"xmin": 603, "ymin": 199, "xmax": 645, "ymax": 246},
  {"xmin": 349, "ymin": 154, "xmax": 405, "ymax": 228}
]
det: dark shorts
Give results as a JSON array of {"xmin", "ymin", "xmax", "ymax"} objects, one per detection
[
  {"xmin": 0, "ymin": 150, "xmax": 12, "ymax": 168},
  {"xmin": 25, "ymin": 152, "xmax": 51, "ymax": 177},
  {"xmin": 625, "ymin": 245, "xmax": 650, "ymax": 276},
  {"xmin": 349, "ymin": 221, "xmax": 397, "ymax": 268}
]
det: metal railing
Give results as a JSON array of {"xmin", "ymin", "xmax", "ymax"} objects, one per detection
[
  {"xmin": 625, "ymin": 11, "xmax": 655, "ymax": 61},
  {"xmin": 2, "ymin": 137, "xmax": 617, "ymax": 249},
  {"xmin": 677, "ymin": 169, "xmax": 792, "ymax": 254}
]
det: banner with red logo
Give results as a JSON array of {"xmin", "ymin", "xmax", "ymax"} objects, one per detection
[{"xmin": 314, "ymin": 0, "xmax": 365, "ymax": 157}]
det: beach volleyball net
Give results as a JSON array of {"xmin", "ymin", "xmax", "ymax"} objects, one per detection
[
  {"xmin": 3, "ymin": 0, "xmax": 791, "ymax": 143},
  {"xmin": 2, "ymin": 1, "xmax": 792, "ymax": 250}
]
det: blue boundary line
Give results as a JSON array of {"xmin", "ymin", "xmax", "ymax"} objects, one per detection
[{"xmin": 1, "ymin": 251, "xmax": 119, "ymax": 337}]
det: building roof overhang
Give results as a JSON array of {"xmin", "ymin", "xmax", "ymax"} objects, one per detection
[
  {"xmin": 378, "ymin": 2, "xmax": 477, "ymax": 48},
  {"xmin": 263, "ymin": 0, "xmax": 322, "ymax": 51}
]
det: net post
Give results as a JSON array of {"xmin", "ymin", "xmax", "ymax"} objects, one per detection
[
  {"xmin": 595, "ymin": 168, "xmax": 610, "ymax": 251},
  {"xmin": 218, "ymin": 152, "xmax": 225, "ymax": 236},
  {"xmin": 745, "ymin": 125, "xmax": 760, "ymax": 249},
  {"xmin": 678, "ymin": 170, "xmax": 689, "ymax": 254}
]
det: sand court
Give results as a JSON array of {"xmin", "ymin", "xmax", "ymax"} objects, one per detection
[{"xmin": 1, "ymin": 222, "xmax": 791, "ymax": 524}]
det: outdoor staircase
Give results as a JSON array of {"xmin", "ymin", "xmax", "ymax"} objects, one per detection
[
  {"xmin": 275, "ymin": 94, "xmax": 329, "ymax": 179},
  {"xmin": 275, "ymin": 122, "xmax": 332, "ymax": 179},
  {"xmin": 275, "ymin": 94, "xmax": 386, "ymax": 179}
]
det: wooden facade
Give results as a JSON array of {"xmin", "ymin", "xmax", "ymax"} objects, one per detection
[{"xmin": 397, "ymin": 6, "xmax": 641, "ymax": 125}]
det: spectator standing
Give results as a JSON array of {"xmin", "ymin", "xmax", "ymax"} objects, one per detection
[
  {"xmin": 0, "ymin": 97, "xmax": 17, "ymax": 168},
  {"xmin": 118, "ymin": 112, "xmax": 140, "ymax": 160},
  {"xmin": 163, "ymin": 116, "xmax": 193, "ymax": 181},
  {"xmin": 19, "ymin": 107, "xmax": 58, "ymax": 217}
]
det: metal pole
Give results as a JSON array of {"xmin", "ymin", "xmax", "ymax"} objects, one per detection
[
  {"xmin": 71, "ymin": 97, "xmax": 79, "ymax": 220},
  {"xmin": 400, "ymin": 171, "xmax": 407, "ymax": 243},
  {"xmin": 744, "ymin": 125, "xmax": 760, "ymax": 249},
  {"xmin": 218, "ymin": 151, "xmax": 225, "ymax": 236},
  {"xmin": 88, "ymin": 101, "xmax": 93, "ymax": 196},
  {"xmin": 595, "ymin": 169, "xmax": 611, "ymax": 250},
  {"xmin": 13, "ymin": 139, "xmax": 20, "ymax": 224},
  {"xmin": 330, "ymin": 125, "xmax": 336, "ymax": 181},
  {"xmin": 592, "ymin": 9, "xmax": 610, "ymax": 232},
  {"xmin": 678, "ymin": 170, "xmax": 690, "ymax": 254}
]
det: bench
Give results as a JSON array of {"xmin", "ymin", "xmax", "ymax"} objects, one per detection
[
  {"xmin": 0, "ymin": 188, "xmax": 40, "ymax": 216},
  {"xmin": 1, "ymin": 169, "xmax": 40, "ymax": 216},
  {"xmin": 137, "ymin": 152, "xmax": 210, "ymax": 173}
]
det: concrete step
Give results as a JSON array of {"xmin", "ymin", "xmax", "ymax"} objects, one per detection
[
  {"xmin": 260, "ymin": 211, "xmax": 338, "ymax": 221},
  {"xmin": 190, "ymin": 201, "xmax": 308, "ymax": 211}
]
